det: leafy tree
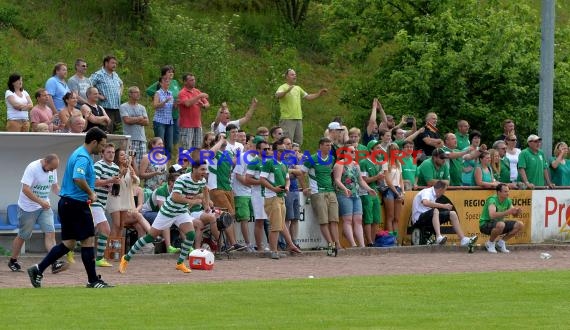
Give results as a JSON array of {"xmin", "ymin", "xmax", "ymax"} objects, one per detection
[
  {"xmin": 322, "ymin": 0, "xmax": 570, "ymax": 145},
  {"xmin": 274, "ymin": 0, "xmax": 311, "ymax": 28}
]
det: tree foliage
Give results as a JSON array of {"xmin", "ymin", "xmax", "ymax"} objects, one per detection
[
  {"xmin": 274, "ymin": 0, "xmax": 311, "ymax": 28},
  {"xmin": 322, "ymin": 0, "xmax": 570, "ymax": 145}
]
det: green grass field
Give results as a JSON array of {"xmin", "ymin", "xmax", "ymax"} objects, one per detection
[{"xmin": 1, "ymin": 270, "xmax": 568, "ymax": 329}]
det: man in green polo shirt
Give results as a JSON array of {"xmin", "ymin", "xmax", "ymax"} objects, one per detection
[
  {"xmin": 518, "ymin": 134, "xmax": 554, "ymax": 189},
  {"xmin": 479, "ymin": 183, "xmax": 524, "ymax": 253},
  {"xmin": 442, "ymin": 133, "xmax": 476, "ymax": 186},
  {"xmin": 300, "ymin": 137, "xmax": 339, "ymax": 256},
  {"xmin": 455, "ymin": 120, "xmax": 471, "ymax": 150},
  {"xmin": 416, "ymin": 149, "xmax": 450, "ymax": 186}
]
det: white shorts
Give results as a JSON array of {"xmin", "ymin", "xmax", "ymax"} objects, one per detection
[
  {"xmin": 91, "ymin": 205, "xmax": 108, "ymax": 226},
  {"xmin": 251, "ymin": 193, "xmax": 267, "ymax": 220},
  {"xmin": 152, "ymin": 212, "xmax": 194, "ymax": 231}
]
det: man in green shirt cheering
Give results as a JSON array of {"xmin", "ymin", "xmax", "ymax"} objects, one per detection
[{"xmin": 479, "ymin": 183, "xmax": 524, "ymax": 253}]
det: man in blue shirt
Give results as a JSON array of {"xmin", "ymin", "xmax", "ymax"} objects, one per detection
[{"xmin": 28, "ymin": 127, "xmax": 114, "ymax": 288}]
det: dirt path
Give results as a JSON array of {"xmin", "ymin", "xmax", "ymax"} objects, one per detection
[{"xmin": 1, "ymin": 244, "xmax": 568, "ymax": 288}]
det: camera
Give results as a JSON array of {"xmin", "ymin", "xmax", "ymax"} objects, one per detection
[{"xmin": 406, "ymin": 116, "xmax": 414, "ymax": 127}]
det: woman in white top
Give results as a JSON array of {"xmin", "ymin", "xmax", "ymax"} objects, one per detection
[
  {"xmin": 5, "ymin": 73, "xmax": 33, "ymax": 132},
  {"xmin": 504, "ymin": 132, "xmax": 521, "ymax": 182},
  {"xmin": 382, "ymin": 143, "xmax": 405, "ymax": 239}
]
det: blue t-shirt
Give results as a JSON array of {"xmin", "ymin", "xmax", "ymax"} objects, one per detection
[
  {"xmin": 60, "ymin": 146, "xmax": 94, "ymax": 201},
  {"xmin": 45, "ymin": 76, "xmax": 70, "ymax": 111}
]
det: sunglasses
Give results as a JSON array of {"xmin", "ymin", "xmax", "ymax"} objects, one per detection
[{"xmin": 262, "ymin": 147, "xmax": 271, "ymax": 151}]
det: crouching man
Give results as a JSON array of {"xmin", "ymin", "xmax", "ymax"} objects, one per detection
[
  {"xmin": 479, "ymin": 183, "xmax": 524, "ymax": 253},
  {"xmin": 411, "ymin": 180, "xmax": 477, "ymax": 247}
]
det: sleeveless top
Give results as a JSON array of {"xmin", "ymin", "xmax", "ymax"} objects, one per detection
[
  {"xmin": 84, "ymin": 103, "xmax": 107, "ymax": 132},
  {"xmin": 336, "ymin": 163, "xmax": 361, "ymax": 196},
  {"xmin": 143, "ymin": 158, "xmax": 167, "ymax": 191},
  {"xmin": 107, "ymin": 168, "xmax": 139, "ymax": 213}
]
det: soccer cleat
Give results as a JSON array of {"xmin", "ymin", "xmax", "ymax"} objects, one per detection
[
  {"xmin": 167, "ymin": 245, "xmax": 181, "ymax": 254},
  {"xmin": 86, "ymin": 275, "xmax": 114, "ymax": 288},
  {"xmin": 66, "ymin": 251, "xmax": 75, "ymax": 263},
  {"xmin": 8, "ymin": 259, "xmax": 22, "ymax": 272},
  {"xmin": 118, "ymin": 256, "xmax": 128, "ymax": 274},
  {"xmin": 175, "ymin": 263, "xmax": 192, "ymax": 273},
  {"xmin": 496, "ymin": 239, "xmax": 510, "ymax": 253},
  {"xmin": 51, "ymin": 260, "xmax": 69, "ymax": 274},
  {"xmin": 27, "ymin": 265, "xmax": 43, "ymax": 288},
  {"xmin": 485, "ymin": 241, "xmax": 497, "ymax": 253},
  {"xmin": 95, "ymin": 258, "xmax": 113, "ymax": 267}
]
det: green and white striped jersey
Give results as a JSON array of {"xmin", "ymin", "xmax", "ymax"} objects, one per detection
[
  {"xmin": 92, "ymin": 160, "xmax": 120, "ymax": 209},
  {"xmin": 159, "ymin": 173, "xmax": 206, "ymax": 218}
]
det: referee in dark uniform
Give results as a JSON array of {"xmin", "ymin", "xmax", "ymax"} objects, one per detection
[{"xmin": 28, "ymin": 127, "xmax": 113, "ymax": 288}]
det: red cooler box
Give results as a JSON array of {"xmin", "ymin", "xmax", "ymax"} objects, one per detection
[{"xmin": 189, "ymin": 249, "xmax": 215, "ymax": 270}]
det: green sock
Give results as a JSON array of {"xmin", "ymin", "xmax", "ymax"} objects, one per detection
[
  {"xmin": 125, "ymin": 234, "xmax": 154, "ymax": 261},
  {"xmin": 177, "ymin": 231, "xmax": 195, "ymax": 264},
  {"xmin": 96, "ymin": 234, "xmax": 108, "ymax": 260}
]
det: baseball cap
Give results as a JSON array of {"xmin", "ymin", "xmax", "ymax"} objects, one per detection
[
  {"xmin": 432, "ymin": 148, "xmax": 449, "ymax": 159},
  {"xmin": 527, "ymin": 134, "xmax": 542, "ymax": 143},
  {"xmin": 328, "ymin": 122, "xmax": 342, "ymax": 130},
  {"xmin": 367, "ymin": 140, "xmax": 382, "ymax": 152},
  {"xmin": 253, "ymin": 136, "xmax": 265, "ymax": 145}
]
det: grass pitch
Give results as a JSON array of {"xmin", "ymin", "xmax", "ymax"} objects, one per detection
[{"xmin": 1, "ymin": 270, "xmax": 568, "ymax": 329}]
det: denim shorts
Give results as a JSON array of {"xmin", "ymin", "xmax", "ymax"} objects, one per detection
[
  {"xmin": 18, "ymin": 207, "xmax": 55, "ymax": 240},
  {"xmin": 382, "ymin": 186, "xmax": 403, "ymax": 200},
  {"xmin": 285, "ymin": 191, "xmax": 300, "ymax": 220},
  {"xmin": 336, "ymin": 193, "xmax": 363, "ymax": 216}
]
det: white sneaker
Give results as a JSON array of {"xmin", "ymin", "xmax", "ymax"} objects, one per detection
[
  {"xmin": 496, "ymin": 240, "xmax": 510, "ymax": 253},
  {"xmin": 436, "ymin": 235, "xmax": 447, "ymax": 245},
  {"xmin": 485, "ymin": 241, "xmax": 497, "ymax": 253}
]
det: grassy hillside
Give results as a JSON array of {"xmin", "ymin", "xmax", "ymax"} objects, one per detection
[{"xmin": 0, "ymin": 0, "xmax": 568, "ymax": 150}]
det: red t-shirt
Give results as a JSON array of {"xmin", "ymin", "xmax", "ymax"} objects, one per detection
[{"xmin": 178, "ymin": 87, "xmax": 208, "ymax": 128}]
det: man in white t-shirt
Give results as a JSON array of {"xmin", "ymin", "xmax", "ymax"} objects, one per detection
[
  {"xmin": 8, "ymin": 155, "xmax": 68, "ymax": 274},
  {"xmin": 411, "ymin": 180, "xmax": 477, "ymax": 247},
  {"xmin": 232, "ymin": 135, "xmax": 255, "ymax": 251},
  {"xmin": 210, "ymin": 99, "xmax": 257, "ymax": 134}
]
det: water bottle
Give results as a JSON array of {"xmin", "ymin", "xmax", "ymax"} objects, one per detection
[{"xmin": 305, "ymin": 196, "xmax": 311, "ymax": 205}]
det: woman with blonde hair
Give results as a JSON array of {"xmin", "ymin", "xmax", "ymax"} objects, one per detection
[
  {"xmin": 504, "ymin": 132, "xmax": 521, "ymax": 183},
  {"xmin": 382, "ymin": 143, "xmax": 404, "ymax": 239},
  {"xmin": 550, "ymin": 142, "xmax": 570, "ymax": 186}
]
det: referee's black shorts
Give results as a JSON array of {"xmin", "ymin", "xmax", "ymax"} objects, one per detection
[{"xmin": 58, "ymin": 196, "xmax": 95, "ymax": 241}]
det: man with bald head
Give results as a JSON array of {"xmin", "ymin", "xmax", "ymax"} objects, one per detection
[{"xmin": 8, "ymin": 155, "xmax": 67, "ymax": 274}]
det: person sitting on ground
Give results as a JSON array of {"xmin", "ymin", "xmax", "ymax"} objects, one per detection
[
  {"xmin": 479, "ymin": 183, "xmax": 524, "ymax": 253},
  {"xmin": 411, "ymin": 180, "xmax": 478, "ymax": 246}
]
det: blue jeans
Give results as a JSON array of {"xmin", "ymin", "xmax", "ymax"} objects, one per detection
[{"xmin": 153, "ymin": 121, "xmax": 174, "ymax": 155}]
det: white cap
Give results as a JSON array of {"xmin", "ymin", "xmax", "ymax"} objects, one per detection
[{"xmin": 328, "ymin": 122, "xmax": 342, "ymax": 130}]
